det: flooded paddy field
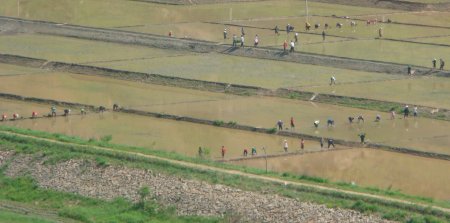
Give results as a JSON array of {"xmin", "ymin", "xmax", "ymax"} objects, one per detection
[
  {"xmin": 300, "ymin": 76, "xmax": 450, "ymax": 109},
  {"xmin": 0, "ymin": 34, "xmax": 194, "ymax": 64},
  {"xmin": 0, "ymin": 35, "xmax": 403, "ymax": 89},
  {"xmin": 0, "ymin": 99, "xmax": 329, "ymax": 158},
  {"xmin": 0, "ymin": 0, "xmax": 395, "ymax": 28},
  {"xmin": 300, "ymin": 39, "xmax": 450, "ymax": 67},
  {"xmin": 358, "ymin": 11, "xmax": 450, "ymax": 28},
  {"xmin": 0, "ymin": 99, "xmax": 50, "ymax": 117},
  {"xmin": 0, "ymin": 72, "xmax": 449, "ymax": 155},
  {"xmin": 0, "ymin": 63, "xmax": 48, "ymax": 76},
  {"xmin": 231, "ymin": 149, "xmax": 450, "ymax": 200}
]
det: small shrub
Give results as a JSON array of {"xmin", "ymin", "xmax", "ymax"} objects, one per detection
[
  {"xmin": 227, "ymin": 121, "xmax": 237, "ymax": 126},
  {"xmin": 100, "ymin": 135, "xmax": 112, "ymax": 143},
  {"xmin": 351, "ymin": 200, "xmax": 379, "ymax": 213},
  {"xmin": 95, "ymin": 157, "xmax": 108, "ymax": 167},
  {"xmin": 212, "ymin": 120, "xmax": 225, "ymax": 126},
  {"xmin": 266, "ymin": 128, "xmax": 277, "ymax": 134}
]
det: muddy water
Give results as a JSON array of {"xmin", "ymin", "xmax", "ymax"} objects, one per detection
[
  {"xmin": 300, "ymin": 76, "xmax": 450, "ymax": 109},
  {"xmin": 0, "ymin": 0, "xmax": 393, "ymax": 28},
  {"xmin": 1, "ymin": 110, "xmax": 326, "ymax": 158},
  {"xmin": 0, "ymin": 63, "xmax": 47, "ymax": 76},
  {"xmin": 0, "ymin": 34, "xmax": 193, "ymax": 64},
  {"xmin": 231, "ymin": 149, "xmax": 450, "ymax": 200},
  {"xmin": 0, "ymin": 99, "xmax": 50, "ymax": 118},
  {"xmin": 0, "ymin": 34, "xmax": 400, "ymax": 89},
  {"xmin": 0, "ymin": 73, "xmax": 449, "ymax": 155}
]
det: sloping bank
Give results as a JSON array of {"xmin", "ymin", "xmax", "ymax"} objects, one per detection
[
  {"xmin": 1, "ymin": 53, "xmax": 449, "ymax": 121},
  {"xmin": 0, "ymin": 129, "xmax": 449, "ymax": 222},
  {"xmin": 1, "ymin": 16, "xmax": 449, "ymax": 77},
  {"xmin": 1, "ymin": 92, "xmax": 449, "ymax": 162}
]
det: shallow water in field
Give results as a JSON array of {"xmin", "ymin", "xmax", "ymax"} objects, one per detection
[
  {"xmin": 231, "ymin": 149, "xmax": 450, "ymax": 200},
  {"xmin": 1, "ymin": 108, "xmax": 326, "ymax": 158},
  {"xmin": 0, "ymin": 73, "xmax": 448, "ymax": 155}
]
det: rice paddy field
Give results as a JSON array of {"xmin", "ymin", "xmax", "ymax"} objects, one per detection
[{"xmin": 0, "ymin": 0, "xmax": 449, "ymax": 204}]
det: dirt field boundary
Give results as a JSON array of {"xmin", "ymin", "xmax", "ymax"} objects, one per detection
[
  {"xmin": 1, "ymin": 92, "xmax": 449, "ymax": 161},
  {"xmin": 2, "ymin": 16, "xmax": 449, "ymax": 76}
]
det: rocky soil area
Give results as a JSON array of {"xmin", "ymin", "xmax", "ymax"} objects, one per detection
[{"xmin": 0, "ymin": 151, "xmax": 393, "ymax": 223}]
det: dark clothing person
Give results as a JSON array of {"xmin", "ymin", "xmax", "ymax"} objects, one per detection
[
  {"xmin": 274, "ymin": 25, "xmax": 279, "ymax": 35},
  {"xmin": 357, "ymin": 115, "xmax": 364, "ymax": 123},
  {"xmin": 327, "ymin": 119, "xmax": 334, "ymax": 127},
  {"xmin": 359, "ymin": 133, "xmax": 366, "ymax": 144},
  {"xmin": 251, "ymin": 147, "xmax": 257, "ymax": 156},
  {"xmin": 440, "ymin": 59, "xmax": 445, "ymax": 70},
  {"xmin": 277, "ymin": 120, "xmax": 283, "ymax": 130},
  {"xmin": 404, "ymin": 106, "xmax": 410, "ymax": 118},
  {"xmin": 432, "ymin": 59, "xmax": 437, "ymax": 69},
  {"xmin": 348, "ymin": 116, "xmax": 354, "ymax": 123},
  {"xmin": 407, "ymin": 66, "xmax": 411, "ymax": 75},
  {"xmin": 327, "ymin": 139, "xmax": 335, "ymax": 148},
  {"xmin": 198, "ymin": 147, "xmax": 203, "ymax": 157},
  {"xmin": 243, "ymin": 149, "xmax": 248, "ymax": 157},
  {"xmin": 320, "ymin": 138, "xmax": 324, "ymax": 148},
  {"xmin": 322, "ymin": 31, "xmax": 326, "ymax": 41}
]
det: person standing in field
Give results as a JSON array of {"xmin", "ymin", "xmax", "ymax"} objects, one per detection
[
  {"xmin": 283, "ymin": 40, "xmax": 288, "ymax": 52},
  {"xmin": 403, "ymin": 105, "xmax": 410, "ymax": 118},
  {"xmin": 330, "ymin": 76, "xmax": 336, "ymax": 85},
  {"xmin": 223, "ymin": 28, "xmax": 227, "ymax": 39},
  {"xmin": 241, "ymin": 27, "xmax": 245, "ymax": 36},
  {"xmin": 254, "ymin": 34, "xmax": 259, "ymax": 47},
  {"xmin": 221, "ymin": 146, "xmax": 226, "ymax": 158},
  {"xmin": 274, "ymin": 25, "xmax": 280, "ymax": 35},
  {"xmin": 327, "ymin": 138, "xmax": 335, "ymax": 148},
  {"xmin": 290, "ymin": 117, "xmax": 295, "ymax": 130},
  {"xmin": 390, "ymin": 108, "xmax": 396, "ymax": 120},
  {"xmin": 358, "ymin": 133, "xmax": 366, "ymax": 144},
  {"xmin": 290, "ymin": 40, "xmax": 295, "ymax": 53},
  {"xmin": 440, "ymin": 58, "xmax": 445, "ymax": 70},
  {"xmin": 232, "ymin": 34, "xmax": 237, "ymax": 47},
  {"xmin": 378, "ymin": 27, "xmax": 383, "ymax": 38},
  {"xmin": 322, "ymin": 30, "xmax": 326, "ymax": 41},
  {"xmin": 277, "ymin": 120, "xmax": 283, "ymax": 130},
  {"xmin": 243, "ymin": 148, "xmax": 248, "ymax": 157},
  {"xmin": 432, "ymin": 58, "xmax": 437, "ymax": 69},
  {"xmin": 300, "ymin": 138, "xmax": 305, "ymax": 149},
  {"xmin": 240, "ymin": 35, "xmax": 245, "ymax": 48},
  {"xmin": 320, "ymin": 137, "xmax": 324, "ymax": 148},
  {"xmin": 295, "ymin": 32, "xmax": 299, "ymax": 42},
  {"xmin": 283, "ymin": 139, "xmax": 288, "ymax": 152},
  {"xmin": 413, "ymin": 106, "xmax": 418, "ymax": 118}
]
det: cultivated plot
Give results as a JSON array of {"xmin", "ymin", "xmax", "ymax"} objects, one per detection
[
  {"xmin": 231, "ymin": 149, "xmax": 450, "ymax": 200},
  {"xmin": 0, "ymin": 73, "xmax": 448, "ymax": 155},
  {"xmin": 299, "ymin": 76, "xmax": 450, "ymax": 109}
]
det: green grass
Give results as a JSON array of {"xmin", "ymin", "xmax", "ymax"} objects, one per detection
[
  {"xmin": 0, "ymin": 210, "xmax": 56, "ymax": 223},
  {"xmin": 0, "ymin": 126, "xmax": 449, "ymax": 223},
  {"xmin": 0, "ymin": 174, "xmax": 220, "ymax": 223}
]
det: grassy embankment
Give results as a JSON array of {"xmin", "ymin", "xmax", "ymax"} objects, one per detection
[{"xmin": 0, "ymin": 126, "xmax": 449, "ymax": 223}]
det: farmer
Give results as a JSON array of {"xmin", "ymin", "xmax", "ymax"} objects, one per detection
[
  {"xmin": 294, "ymin": 32, "xmax": 299, "ymax": 42},
  {"xmin": 168, "ymin": 31, "xmax": 172, "ymax": 37},
  {"xmin": 51, "ymin": 106, "xmax": 57, "ymax": 117},
  {"xmin": 64, "ymin": 109, "xmax": 71, "ymax": 116},
  {"xmin": 243, "ymin": 148, "xmax": 248, "ymax": 157},
  {"xmin": 232, "ymin": 34, "xmax": 237, "ymax": 47},
  {"xmin": 1, "ymin": 114, "xmax": 7, "ymax": 121},
  {"xmin": 378, "ymin": 27, "xmax": 383, "ymax": 38},
  {"xmin": 12, "ymin": 113, "xmax": 19, "ymax": 120},
  {"xmin": 327, "ymin": 138, "xmax": 335, "ymax": 148},
  {"xmin": 320, "ymin": 137, "xmax": 324, "ymax": 148},
  {"xmin": 240, "ymin": 35, "xmax": 245, "ymax": 48},
  {"xmin": 113, "ymin": 103, "xmax": 119, "ymax": 111},
  {"xmin": 314, "ymin": 120, "xmax": 320, "ymax": 128},
  {"xmin": 290, "ymin": 40, "xmax": 295, "ymax": 53},
  {"xmin": 251, "ymin": 147, "xmax": 257, "ymax": 156},
  {"xmin": 283, "ymin": 40, "xmax": 288, "ymax": 52},
  {"xmin": 330, "ymin": 76, "xmax": 336, "ymax": 85},
  {"xmin": 32, "ymin": 111, "xmax": 38, "ymax": 118},
  {"xmin": 290, "ymin": 117, "xmax": 295, "ymax": 129},
  {"xmin": 357, "ymin": 115, "xmax": 365, "ymax": 123},
  {"xmin": 300, "ymin": 138, "xmax": 305, "ymax": 149},
  {"xmin": 390, "ymin": 108, "xmax": 396, "ymax": 119},
  {"xmin": 432, "ymin": 58, "xmax": 437, "ymax": 69},
  {"xmin": 375, "ymin": 114, "xmax": 381, "ymax": 122},
  {"xmin": 407, "ymin": 65, "xmax": 412, "ymax": 75},
  {"xmin": 283, "ymin": 140, "xmax": 288, "ymax": 152},
  {"xmin": 198, "ymin": 147, "xmax": 203, "ymax": 157},
  {"xmin": 223, "ymin": 28, "xmax": 227, "ymax": 39},
  {"xmin": 81, "ymin": 107, "xmax": 86, "ymax": 115},
  {"xmin": 254, "ymin": 34, "xmax": 259, "ymax": 47},
  {"xmin": 403, "ymin": 105, "xmax": 410, "ymax": 118},
  {"xmin": 413, "ymin": 106, "xmax": 418, "ymax": 117},
  {"xmin": 322, "ymin": 30, "xmax": 326, "ymax": 41},
  {"xmin": 327, "ymin": 118, "xmax": 334, "ymax": 127},
  {"xmin": 277, "ymin": 120, "xmax": 283, "ymax": 130},
  {"xmin": 274, "ymin": 25, "xmax": 279, "ymax": 35},
  {"xmin": 348, "ymin": 116, "xmax": 355, "ymax": 123},
  {"xmin": 241, "ymin": 27, "xmax": 245, "ymax": 36},
  {"xmin": 286, "ymin": 24, "xmax": 291, "ymax": 34},
  {"xmin": 221, "ymin": 146, "xmax": 226, "ymax": 158},
  {"xmin": 99, "ymin": 106, "xmax": 106, "ymax": 113},
  {"xmin": 358, "ymin": 133, "xmax": 366, "ymax": 144},
  {"xmin": 440, "ymin": 58, "xmax": 445, "ymax": 70}
]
